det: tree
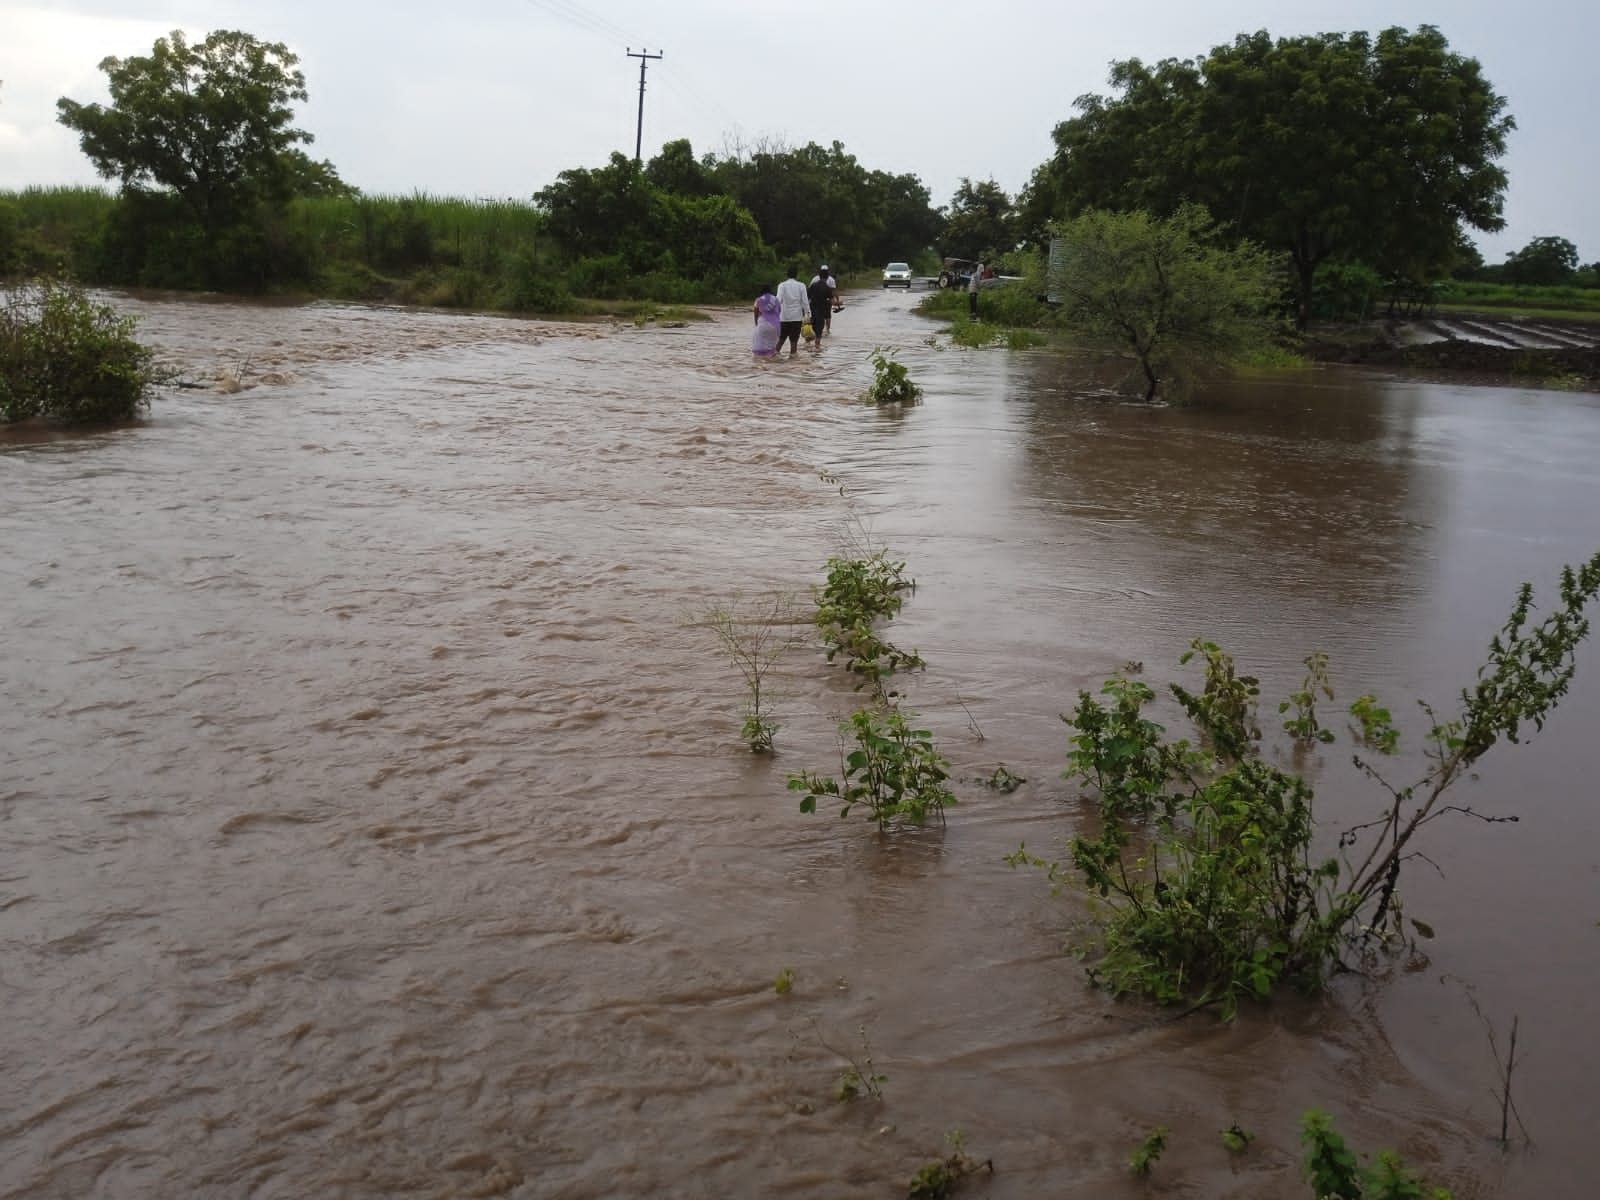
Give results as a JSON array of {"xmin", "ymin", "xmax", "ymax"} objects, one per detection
[
  {"xmin": 864, "ymin": 170, "xmax": 943, "ymax": 266},
  {"xmin": 941, "ymin": 178, "xmax": 1015, "ymax": 260},
  {"xmin": 1050, "ymin": 205, "xmax": 1279, "ymax": 401},
  {"xmin": 645, "ymin": 138, "xmax": 714, "ymax": 197},
  {"xmin": 56, "ymin": 29, "xmax": 344, "ymax": 279},
  {"xmin": 536, "ymin": 151, "xmax": 770, "ymax": 283},
  {"xmin": 702, "ymin": 137, "xmax": 942, "ymax": 269},
  {"xmin": 1034, "ymin": 25, "xmax": 1514, "ymax": 326},
  {"xmin": 1503, "ymin": 235, "xmax": 1579, "ymax": 286},
  {"xmin": 1449, "ymin": 234, "xmax": 1485, "ymax": 280},
  {"xmin": 536, "ymin": 153, "xmax": 656, "ymax": 260},
  {"xmin": 280, "ymin": 148, "xmax": 358, "ymax": 199}
]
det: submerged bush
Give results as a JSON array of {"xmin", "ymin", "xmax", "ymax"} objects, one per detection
[
  {"xmin": 1301, "ymin": 1110, "xmax": 1453, "ymax": 1199},
  {"xmin": 788, "ymin": 708, "xmax": 955, "ymax": 831},
  {"xmin": 813, "ymin": 548, "xmax": 923, "ymax": 685},
  {"xmin": 0, "ymin": 278, "xmax": 157, "ymax": 424},
  {"xmin": 864, "ymin": 347, "xmax": 922, "ymax": 406}
]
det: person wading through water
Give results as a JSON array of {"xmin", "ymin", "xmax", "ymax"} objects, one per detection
[
  {"xmin": 775, "ymin": 265, "xmax": 810, "ymax": 359},
  {"xmin": 807, "ymin": 267, "xmax": 836, "ymax": 349},
  {"xmin": 810, "ymin": 264, "xmax": 839, "ymax": 337}
]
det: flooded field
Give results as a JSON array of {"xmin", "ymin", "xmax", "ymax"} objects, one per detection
[{"xmin": 2, "ymin": 290, "xmax": 1597, "ymax": 1198}]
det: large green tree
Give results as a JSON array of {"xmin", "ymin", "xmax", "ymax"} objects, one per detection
[
  {"xmin": 1032, "ymin": 25, "xmax": 1514, "ymax": 325},
  {"xmin": 702, "ymin": 138, "xmax": 942, "ymax": 269},
  {"xmin": 536, "ymin": 150, "xmax": 770, "ymax": 282},
  {"xmin": 1503, "ymin": 235, "xmax": 1579, "ymax": 286},
  {"xmin": 645, "ymin": 138, "xmax": 715, "ymax": 198},
  {"xmin": 941, "ymin": 178, "xmax": 1016, "ymax": 260},
  {"xmin": 56, "ymin": 29, "xmax": 345, "ymax": 280},
  {"xmin": 863, "ymin": 170, "xmax": 942, "ymax": 266}
]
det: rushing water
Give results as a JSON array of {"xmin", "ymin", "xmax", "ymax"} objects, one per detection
[{"xmin": 2, "ymin": 290, "xmax": 1596, "ymax": 1199}]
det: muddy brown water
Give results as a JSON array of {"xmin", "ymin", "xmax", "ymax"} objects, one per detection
[{"xmin": 3, "ymin": 290, "xmax": 1597, "ymax": 1199}]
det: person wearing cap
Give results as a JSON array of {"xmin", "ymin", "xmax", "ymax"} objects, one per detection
[
  {"xmin": 806, "ymin": 267, "xmax": 836, "ymax": 349},
  {"xmin": 809, "ymin": 264, "xmax": 838, "ymax": 336}
]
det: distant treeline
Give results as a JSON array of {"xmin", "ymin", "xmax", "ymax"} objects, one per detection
[{"xmin": 0, "ymin": 133, "xmax": 954, "ymax": 311}]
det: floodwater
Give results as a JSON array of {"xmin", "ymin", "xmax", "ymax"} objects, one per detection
[{"xmin": 2, "ymin": 290, "xmax": 1596, "ymax": 1199}]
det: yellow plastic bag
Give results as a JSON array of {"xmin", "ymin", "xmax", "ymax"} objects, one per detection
[{"xmin": 801, "ymin": 321, "xmax": 815, "ymax": 341}]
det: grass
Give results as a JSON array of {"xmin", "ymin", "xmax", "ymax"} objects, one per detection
[
  {"xmin": 0, "ymin": 186, "xmax": 117, "ymax": 270},
  {"xmin": 290, "ymin": 192, "xmax": 549, "ymax": 276},
  {"xmin": 919, "ymin": 283, "xmax": 1054, "ymax": 350},
  {"xmin": 945, "ymin": 315, "xmax": 1046, "ymax": 349},
  {"xmin": 1233, "ymin": 342, "xmax": 1311, "ymax": 369},
  {"xmin": 2, "ymin": 184, "xmax": 117, "ymax": 229},
  {"xmin": 1437, "ymin": 280, "xmax": 1600, "ymax": 315}
]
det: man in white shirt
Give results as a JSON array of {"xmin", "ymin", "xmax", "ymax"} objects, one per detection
[
  {"xmin": 968, "ymin": 259, "xmax": 984, "ymax": 319},
  {"xmin": 775, "ymin": 264, "xmax": 811, "ymax": 359}
]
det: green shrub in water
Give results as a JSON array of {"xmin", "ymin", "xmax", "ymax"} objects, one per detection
[
  {"xmin": 813, "ymin": 550, "xmax": 923, "ymax": 688},
  {"xmin": 864, "ymin": 347, "xmax": 921, "ymax": 405},
  {"xmin": 787, "ymin": 708, "xmax": 955, "ymax": 831},
  {"xmin": 1301, "ymin": 1110, "xmax": 1452, "ymax": 1199},
  {"xmin": 1, "ymin": 277, "xmax": 157, "ymax": 424},
  {"xmin": 1014, "ymin": 554, "xmax": 1600, "ymax": 1015}
]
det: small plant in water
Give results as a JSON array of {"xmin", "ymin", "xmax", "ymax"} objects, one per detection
[
  {"xmin": 1129, "ymin": 1126, "xmax": 1168, "ymax": 1176},
  {"xmin": 977, "ymin": 765, "xmax": 1025, "ymax": 793},
  {"xmin": 1301, "ymin": 1110, "xmax": 1453, "ymax": 1199},
  {"xmin": 822, "ymin": 1024, "xmax": 885, "ymax": 1102},
  {"xmin": 773, "ymin": 966, "xmax": 794, "ymax": 995},
  {"xmin": 788, "ymin": 708, "xmax": 956, "ymax": 831},
  {"xmin": 865, "ymin": 346, "xmax": 922, "ymax": 405},
  {"xmin": 1221, "ymin": 1123, "xmax": 1255, "ymax": 1153},
  {"xmin": 1349, "ymin": 693, "xmax": 1400, "ymax": 752},
  {"xmin": 704, "ymin": 593, "xmax": 801, "ymax": 752},
  {"xmin": 907, "ymin": 1129, "xmax": 993, "ymax": 1199},
  {"xmin": 1281, "ymin": 651, "xmax": 1337, "ymax": 744}
]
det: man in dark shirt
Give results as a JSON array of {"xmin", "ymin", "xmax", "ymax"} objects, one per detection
[{"xmin": 807, "ymin": 267, "xmax": 835, "ymax": 348}]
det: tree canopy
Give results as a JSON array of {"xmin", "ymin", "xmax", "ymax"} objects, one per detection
[
  {"xmin": 941, "ymin": 178, "xmax": 1016, "ymax": 261},
  {"xmin": 536, "ymin": 149, "xmax": 771, "ymax": 286},
  {"xmin": 702, "ymin": 137, "xmax": 942, "ymax": 269},
  {"xmin": 57, "ymin": 29, "xmax": 347, "ymax": 279},
  {"xmin": 1029, "ymin": 25, "xmax": 1514, "ymax": 324},
  {"xmin": 1503, "ymin": 235, "xmax": 1580, "ymax": 286}
]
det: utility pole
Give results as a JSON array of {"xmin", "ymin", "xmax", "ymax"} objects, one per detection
[{"xmin": 625, "ymin": 47, "xmax": 663, "ymax": 163}]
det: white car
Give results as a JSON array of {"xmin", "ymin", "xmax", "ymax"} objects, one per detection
[{"xmin": 881, "ymin": 262, "xmax": 913, "ymax": 289}]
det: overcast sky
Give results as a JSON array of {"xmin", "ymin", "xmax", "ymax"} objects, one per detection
[{"xmin": 2, "ymin": 0, "xmax": 1594, "ymax": 262}]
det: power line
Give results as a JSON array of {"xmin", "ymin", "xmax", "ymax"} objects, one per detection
[
  {"xmin": 519, "ymin": 0, "xmax": 634, "ymax": 45},
  {"xmin": 542, "ymin": 0, "xmax": 633, "ymax": 41},
  {"xmin": 659, "ymin": 62, "xmax": 742, "ymax": 132},
  {"xmin": 516, "ymin": 1, "xmax": 739, "ymax": 157}
]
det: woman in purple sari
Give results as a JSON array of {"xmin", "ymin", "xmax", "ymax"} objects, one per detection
[{"xmin": 751, "ymin": 284, "xmax": 781, "ymax": 357}]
